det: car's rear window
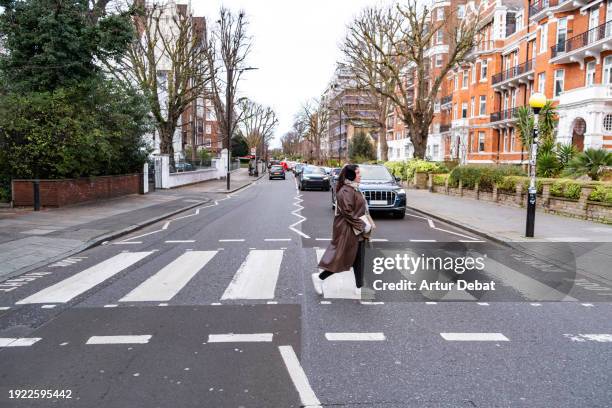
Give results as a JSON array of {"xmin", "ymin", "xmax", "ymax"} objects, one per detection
[
  {"xmin": 304, "ymin": 166, "xmax": 325, "ymax": 174},
  {"xmin": 271, "ymin": 166, "xmax": 283, "ymax": 170}
]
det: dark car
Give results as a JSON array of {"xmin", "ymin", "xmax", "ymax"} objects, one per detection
[
  {"xmin": 269, "ymin": 165, "xmax": 285, "ymax": 180},
  {"xmin": 293, "ymin": 163, "xmax": 304, "ymax": 176},
  {"xmin": 298, "ymin": 166, "xmax": 331, "ymax": 191},
  {"xmin": 332, "ymin": 164, "xmax": 406, "ymax": 218}
]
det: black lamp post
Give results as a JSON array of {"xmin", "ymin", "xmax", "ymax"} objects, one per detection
[{"xmin": 525, "ymin": 92, "xmax": 546, "ymax": 238}]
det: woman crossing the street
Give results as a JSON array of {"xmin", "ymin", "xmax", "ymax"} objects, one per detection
[{"xmin": 313, "ymin": 164, "xmax": 373, "ymax": 297}]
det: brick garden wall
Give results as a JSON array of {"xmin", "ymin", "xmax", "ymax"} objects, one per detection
[{"xmin": 12, "ymin": 174, "xmax": 141, "ymax": 207}]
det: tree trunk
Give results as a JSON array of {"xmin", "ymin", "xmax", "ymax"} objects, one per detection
[
  {"xmin": 159, "ymin": 123, "xmax": 176, "ymax": 168},
  {"xmin": 378, "ymin": 111, "xmax": 388, "ymax": 162}
]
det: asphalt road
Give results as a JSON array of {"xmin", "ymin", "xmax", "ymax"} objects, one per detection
[{"xmin": 0, "ymin": 172, "xmax": 611, "ymax": 407}]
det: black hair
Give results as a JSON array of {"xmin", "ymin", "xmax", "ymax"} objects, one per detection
[{"xmin": 336, "ymin": 164, "xmax": 359, "ymax": 193}]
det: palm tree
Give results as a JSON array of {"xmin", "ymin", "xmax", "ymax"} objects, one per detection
[
  {"xmin": 515, "ymin": 102, "xmax": 557, "ymax": 163},
  {"xmin": 563, "ymin": 148, "xmax": 612, "ymax": 180}
]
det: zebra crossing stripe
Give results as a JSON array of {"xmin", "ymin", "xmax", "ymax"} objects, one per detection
[
  {"xmin": 120, "ymin": 251, "xmax": 217, "ymax": 302},
  {"xmin": 440, "ymin": 333, "xmax": 509, "ymax": 341},
  {"xmin": 221, "ymin": 250, "xmax": 284, "ymax": 300},
  {"xmin": 0, "ymin": 338, "xmax": 42, "ymax": 347},
  {"xmin": 16, "ymin": 252, "xmax": 152, "ymax": 304}
]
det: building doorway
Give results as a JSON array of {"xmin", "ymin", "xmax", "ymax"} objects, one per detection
[{"xmin": 571, "ymin": 118, "xmax": 586, "ymax": 151}]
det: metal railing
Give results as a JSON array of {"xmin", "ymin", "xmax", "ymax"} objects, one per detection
[
  {"xmin": 171, "ymin": 158, "xmax": 213, "ymax": 173},
  {"xmin": 492, "ymin": 59, "xmax": 534, "ymax": 85},
  {"xmin": 230, "ymin": 158, "xmax": 241, "ymax": 171},
  {"xmin": 490, "ymin": 106, "xmax": 522, "ymax": 123},
  {"xmin": 551, "ymin": 20, "xmax": 612, "ymax": 58},
  {"xmin": 528, "ymin": 0, "xmax": 559, "ymax": 17}
]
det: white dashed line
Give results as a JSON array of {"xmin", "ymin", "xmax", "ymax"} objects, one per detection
[
  {"xmin": 440, "ymin": 333, "xmax": 509, "ymax": 341},
  {"xmin": 0, "ymin": 307, "xmax": 10, "ymax": 311},
  {"xmin": 0, "ymin": 338, "xmax": 42, "ymax": 347},
  {"xmin": 219, "ymin": 239, "xmax": 245, "ymax": 242},
  {"xmin": 165, "ymin": 240, "xmax": 196, "ymax": 243},
  {"xmin": 563, "ymin": 334, "xmax": 612, "ymax": 343},
  {"xmin": 360, "ymin": 301, "xmax": 384, "ymax": 305},
  {"xmin": 41, "ymin": 304, "xmax": 56, "ymax": 309},
  {"xmin": 315, "ymin": 238, "xmax": 331, "ymax": 241},
  {"xmin": 320, "ymin": 301, "xmax": 331, "ymax": 304},
  {"xmin": 581, "ymin": 303, "xmax": 594, "ymax": 307},
  {"xmin": 103, "ymin": 304, "xmax": 118, "ymax": 308},
  {"xmin": 530, "ymin": 303, "xmax": 542, "ymax": 306},
  {"xmin": 426, "ymin": 302, "xmax": 437, "ymax": 305},
  {"xmin": 208, "ymin": 333, "xmax": 273, "ymax": 343},
  {"xmin": 325, "ymin": 332, "xmax": 386, "ymax": 341},
  {"xmin": 410, "ymin": 239, "xmax": 436, "ymax": 242},
  {"xmin": 477, "ymin": 302, "xmax": 489, "ymax": 306},
  {"xmin": 279, "ymin": 345, "xmax": 321, "ymax": 407},
  {"xmin": 86, "ymin": 335, "xmax": 152, "ymax": 345},
  {"xmin": 264, "ymin": 238, "xmax": 291, "ymax": 242}
]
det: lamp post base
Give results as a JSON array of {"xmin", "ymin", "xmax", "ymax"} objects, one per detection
[{"xmin": 525, "ymin": 191, "xmax": 536, "ymax": 237}]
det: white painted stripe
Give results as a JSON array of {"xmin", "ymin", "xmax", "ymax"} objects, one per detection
[
  {"xmin": 360, "ymin": 301, "xmax": 384, "ymax": 305},
  {"xmin": 120, "ymin": 251, "xmax": 217, "ymax": 302},
  {"xmin": 325, "ymin": 332, "xmax": 386, "ymax": 341},
  {"xmin": 17, "ymin": 252, "xmax": 152, "ymax": 304},
  {"xmin": 315, "ymin": 238, "xmax": 331, "ymax": 241},
  {"xmin": 219, "ymin": 239, "xmax": 245, "ymax": 242},
  {"xmin": 162, "ymin": 221, "xmax": 170, "ymax": 230},
  {"xmin": 440, "ymin": 332, "xmax": 509, "ymax": 341},
  {"xmin": 0, "ymin": 337, "xmax": 42, "ymax": 347},
  {"xmin": 530, "ymin": 303, "xmax": 542, "ymax": 306},
  {"xmin": 477, "ymin": 302, "xmax": 489, "ymax": 306},
  {"xmin": 208, "ymin": 333, "xmax": 273, "ymax": 343},
  {"xmin": 103, "ymin": 304, "xmax": 117, "ymax": 308},
  {"xmin": 41, "ymin": 304, "xmax": 56, "ymax": 309},
  {"xmin": 86, "ymin": 335, "xmax": 151, "ymax": 345},
  {"xmin": 165, "ymin": 240, "xmax": 195, "ymax": 243},
  {"xmin": 479, "ymin": 256, "xmax": 577, "ymax": 302},
  {"xmin": 279, "ymin": 345, "xmax": 321, "ymax": 407},
  {"xmin": 221, "ymin": 250, "xmax": 284, "ymax": 300},
  {"xmin": 410, "ymin": 239, "xmax": 436, "ymax": 242},
  {"xmin": 460, "ymin": 240, "xmax": 485, "ymax": 242},
  {"xmin": 563, "ymin": 334, "xmax": 612, "ymax": 343},
  {"xmin": 267, "ymin": 301, "xmax": 278, "ymax": 304},
  {"xmin": 370, "ymin": 238, "xmax": 388, "ymax": 242},
  {"xmin": 426, "ymin": 302, "xmax": 437, "ymax": 305},
  {"xmin": 320, "ymin": 301, "xmax": 331, "ymax": 304},
  {"xmin": 581, "ymin": 303, "xmax": 594, "ymax": 307},
  {"xmin": 0, "ymin": 307, "xmax": 11, "ymax": 311},
  {"xmin": 264, "ymin": 238, "xmax": 291, "ymax": 242}
]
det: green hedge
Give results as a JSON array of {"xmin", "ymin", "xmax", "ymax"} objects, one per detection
[
  {"xmin": 384, "ymin": 159, "xmax": 448, "ymax": 181},
  {"xmin": 433, "ymin": 174, "xmax": 449, "ymax": 186},
  {"xmin": 448, "ymin": 165, "xmax": 525, "ymax": 191},
  {"xmin": 589, "ymin": 184, "xmax": 612, "ymax": 204}
]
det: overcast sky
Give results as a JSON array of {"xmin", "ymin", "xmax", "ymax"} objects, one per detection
[{"xmin": 192, "ymin": 0, "xmax": 386, "ymax": 148}]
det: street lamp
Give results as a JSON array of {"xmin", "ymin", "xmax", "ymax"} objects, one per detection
[
  {"xmin": 525, "ymin": 92, "xmax": 547, "ymax": 238},
  {"xmin": 226, "ymin": 67, "xmax": 258, "ymax": 190}
]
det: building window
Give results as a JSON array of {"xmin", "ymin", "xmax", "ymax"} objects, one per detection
[
  {"xmin": 531, "ymin": 40, "xmax": 537, "ymax": 60},
  {"xmin": 457, "ymin": 4, "xmax": 465, "ymax": 18},
  {"xmin": 586, "ymin": 61, "xmax": 596, "ymax": 86},
  {"xmin": 462, "ymin": 70, "xmax": 468, "ymax": 88},
  {"xmin": 510, "ymin": 129, "xmax": 516, "ymax": 151},
  {"xmin": 437, "ymin": 7, "xmax": 444, "ymax": 21},
  {"xmin": 461, "ymin": 103, "xmax": 468, "ymax": 118},
  {"xmin": 479, "ymin": 96, "xmax": 486, "ymax": 116},
  {"xmin": 433, "ymin": 144, "xmax": 439, "ymax": 157},
  {"xmin": 435, "ymin": 54, "xmax": 443, "ymax": 67},
  {"xmin": 603, "ymin": 114, "xmax": 612, "ymax": 133},
  {"xmin": 502, "ymin": 130, "xmax": 508, "ymax": 152},
  {"xmin": 434, "ymin": 101, "xmax": 441, "ymax": 112},
  {"xmin": 436, "ymin": 30, "xmax": 444, "ymax": 45},
  {"xmin": 539, "ymin": 24, "xmax": 548, "ymax": 53},
  {"xmin": 204, "ymin": 138, "xmax": 212, "ymax": 148},
  {"xmin": 604, "ymin": 56, "xmax": 612, "ymax": 85},
  {"xmin": 556, "ymin": 18, "xmax": 567, "ymax": 53},
  {"xmin": 554, "ymin": 69, "xmax": 564, "ymax": 97},
  {"xmin": 206, "ymin": 124, "xmax": 212, "ymax": 134},
  {"xmin": 472, "ymin": 64, "xmax": 477, "ymax": 83},
  {"xmin": 454, "ymin": 75, "xmax": 458, "ymax": 90},
  {"xmin": 480, "ymin": 60, "xmax": 488, "ymax": 81},
  {"xmin": 478, "ymin": 132, "xmax": 485, "ymax": 152},
  {"xmin": 470, "ymin": 97, "xmax": 475, "ymax": 117},
  {"xmin": 206, "ymin": 110, "xmax": 216, "ymax": 120},
  {"xmin": 453, "ymin": 103, "xmax": 458, "ymax": 119},
  {"xmin": 516, "ymin": 12, "xmax": 523, "ymax": 31},
  {"xmin": 538, "ymin": 72, "xmax": 546, "ymax": 94}
]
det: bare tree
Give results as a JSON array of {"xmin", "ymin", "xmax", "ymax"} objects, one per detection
[
  {"xmin": 342, "ymin": 5, "xmax": 402, "ymax": 162},
  {"xmin": 342, "ymin": 1, "xmax": 480, "ymax": 158},
  {"xmin": 203, "ymin": 8, "xmax": 253, "ymax": 154},
  {"xmin": 296, "ymin": 99, "xmax": 329, "ymax": 164},
  {"xmin": 120, "ymin": 1, "xmax": 210, "ymax": 166},
  {"xmin": 280, "ymin": 129, "xmax": 303, "ymax": 157},
  {"xmin": 237, "ymin": 98, "xmax": 278, "ymax": 157}
]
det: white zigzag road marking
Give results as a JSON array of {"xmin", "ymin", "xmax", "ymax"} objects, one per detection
[{"xmin": 289, "ymin": 174, "xmax": 310, "ymax": 238}]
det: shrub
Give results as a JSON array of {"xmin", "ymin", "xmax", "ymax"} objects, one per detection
[
  {"xmin": 384, "ymin": 159, "xmax": 447, "ymax": 181},
  {"xmin": 563, "ymin": 148, "xmax": 612, "ymax": 181},
  {"xmin": 589, "ymin": 185, "xmax": 612, "ymax": 204},
  {"xmin": 433, "ymin": 174, "xmax": 449, "ymax": 186},
  {"xmin": 449, "ymin": 165, "xmax": 525, "ymax": 191},
  {"xmin": 550, "ymin": 179, "xmax": 582, "ymax": 199}
]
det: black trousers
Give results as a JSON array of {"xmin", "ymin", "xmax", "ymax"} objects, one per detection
[{"xmin": 319, "ymin": 240, "xmax": 365, "ymax": 288}]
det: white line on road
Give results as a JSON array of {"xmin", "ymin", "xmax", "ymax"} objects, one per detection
[
  {"xmin": 221, "ymin": 250, "xmax": 284, "ymax": 300},
  {"xmin": 208, "ymin": 333, "xmax": 273, "ymax": 343},
  {"xmin": 360, "ymin": 301, "xmax": 384, "ymax": 305},
  {"xmin": 426, "ymin": 302, "xmax": 437, "ymax": 305},
  {"xmin": 165, "ymin": 240, "xmax": 196, "ymax": 243},
  {"xmin": 410, "ymin": 239, "xmax": 436, "ymax": 242},
  {"xmin": 219, "ymin": 239, "xmax": 245, "ymax": 242},
  {"xmin": 279, "ymin": 345, "xmax": 321, "ymax": 408},
  {"xmin": 120, "ymin": 251, "xmax": 217, "ymax": 302},
  {"xmin": 162, "ymin": 222, "xmax": 170, "ymax": 230},
  {"xmin": 325, "ymin": 332, "xmax": 386, "ymax": 341},
  {"xmin": 370, "ymin": 238, "xmax": 388, "ymax": 242},
  {"xmin": 103, "ymin": 304, "xmax": 117, "ymax": 308},
  {"xmin": 0, "ymin": 307, "xmax": 10, "ymax": 311},
  {"xmin": 315, "ymin": 238, "xmax": 331, "ymax": 241},
  {"xmin": 563, "ymin": 334, "xmax": 612, "ymax": 343},
  {"xmin": 41, "ymin": 304, "xmax": 56, "ymax": 309},
  {"xmin": 264, "ymin": 238, "xmax": 292, "ymax": 242},
  {"xmin": 440, "ymin": 333, "xmax": 509, "ymax": 341},
  {"xmin": 0, "ymin": 338, "xmax": 42, "ymax": 347},
  {"xmin": 86, "ymin": 335, "xmax": 152, "ymax": 345},
  {"xmin": 17, "ymin": 252, "xmax": 152, "ymax": 304}
]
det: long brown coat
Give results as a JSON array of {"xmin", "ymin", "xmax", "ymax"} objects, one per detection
[{"xmin": 318, "ymin": 184, "xmax": 367, "ymax": 273}]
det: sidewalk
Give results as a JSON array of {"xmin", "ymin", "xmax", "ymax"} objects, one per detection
[
  {"xmin": 0, "ymin": 168, "xmax": 261, "ymax": 281},
  {"xmin": 406, "ymin": 189, "xmax": 612, "ymax": 242}
]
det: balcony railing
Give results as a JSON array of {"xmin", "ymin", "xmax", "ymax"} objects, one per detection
[
  {"xmin": 440, "ymin": 124, "xmax": 451, "ymax": 133},
  {"xmin": 492, "ymin": 59, "xmax": 534, "ymax": 85},
  {"xmin": 490, "ymin": 106, "xmax": 522, "ymax": 123},
  {"xmin": 441, "ymin": 95, "xmax": 452, "ymax": 105},
  {"xmin": 528, "ymin": 0, "xmax": 559, "ymax": 17},
  {"xmin": 551, "ymin": 20, "xmax": 612, "ymax": 58}
]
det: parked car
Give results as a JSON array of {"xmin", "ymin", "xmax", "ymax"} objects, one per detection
[
  {"xmin": 331, "ymin": 164, "xmax": 406, "ymax": 218},
  {"xmin": 293, "ymin": 163, "xmax": 304, "ymax": 176},
  {"xmin": 269, "ymin": 165, "xmax": 286, "ymax": 180},
  {"xmin": 298, "ymin": 166, "xmax": 331, "ymax": 191},
  {"xmin": 174, "ymin": 161, "xmax": 194, "ymax": 172}
]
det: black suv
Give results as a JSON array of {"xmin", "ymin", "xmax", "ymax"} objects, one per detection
[{"xmin": 331, "ymin": 164, "xmax": 406, "ymax": 219}]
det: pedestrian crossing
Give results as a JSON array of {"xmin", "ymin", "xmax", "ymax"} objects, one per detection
[{"xmin": 6, "ymin": 246, "xmax": 599, "ymax": 308}]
